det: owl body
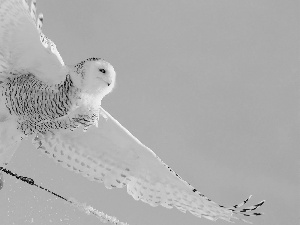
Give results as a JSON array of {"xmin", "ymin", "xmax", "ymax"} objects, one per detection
[
  {"xmin": 1, "ymin": 73, "xmax": 78, "ymax": 135},
  {"xmin": 0, "ymin": 66, "xmax": 106, "ymax": 137}
]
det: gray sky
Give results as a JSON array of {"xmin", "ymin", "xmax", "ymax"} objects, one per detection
[{"xmin": 0, "ymin": 0, "xmax": 298, "ymax": 225}]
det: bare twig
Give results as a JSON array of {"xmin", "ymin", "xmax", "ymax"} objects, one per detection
[{"xmin": 0, "ymin": 167, "xmax": 130, "ymax": 225}]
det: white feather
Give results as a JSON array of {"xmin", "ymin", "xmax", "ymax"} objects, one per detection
[{"xmin": 0, "ymin": 0, "xmax": 66, "ymax": 84}]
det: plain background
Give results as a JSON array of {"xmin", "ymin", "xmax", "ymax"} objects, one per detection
[{"xmin": 0, "ymin": 0, "xmax": 298, "ymax": 225}]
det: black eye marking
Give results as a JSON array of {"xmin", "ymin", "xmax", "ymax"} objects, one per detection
[{"xmin": 99, "ymin": 68, "xmax": 106, "ymax": 74}]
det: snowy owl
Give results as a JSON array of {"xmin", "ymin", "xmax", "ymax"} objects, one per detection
[{"xmin": 0, "ymin": 0, "xmax": 264, "ymax": 223}]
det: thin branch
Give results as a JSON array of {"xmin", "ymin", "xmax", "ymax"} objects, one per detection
[{"xmin": 0, "ymin": 167, "xmax": 130, "ymax": 225}]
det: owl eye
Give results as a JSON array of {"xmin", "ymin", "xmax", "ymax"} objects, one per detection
[{"xmin": 99, "ymin": 68, "xmax": 106, "ymax": 74}]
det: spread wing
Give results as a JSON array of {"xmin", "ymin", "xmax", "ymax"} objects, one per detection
[
  {"xmin": 32, "ymin": 107, "xmax": 265, "ymax": 223},
  {"xmin": 0, "ymin": 0, "xmax": 66, "ymax": 84}
]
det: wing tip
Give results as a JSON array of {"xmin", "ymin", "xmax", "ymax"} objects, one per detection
[{"xmin": 227, "ymin": 196, "xmax": 265, "ymax": 223}]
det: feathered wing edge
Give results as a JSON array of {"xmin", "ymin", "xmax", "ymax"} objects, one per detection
[
  {"xmin": 28, "ymin": 0, "xmax": 64, "ymax": 67},
  {"xmin": 31, "ymin": 106, "xmax": 265, "ymax": 223},
  {"xmin": 0, "ymin": 0, "xmax": 65, "ymax": 84},
  {"xmin": 29, "ymin": 0, "xmax": 64, "ymax": 66}
]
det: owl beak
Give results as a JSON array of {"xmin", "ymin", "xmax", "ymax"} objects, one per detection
[
  {"xmin": 104, "ymin": 77, "xmax": 112, "ymax": 86},
  {"xmin": 98, "ymin": 76, "xmax": 112, "ymax": 86}
]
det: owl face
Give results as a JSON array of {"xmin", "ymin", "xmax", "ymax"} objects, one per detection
[
  {"xmin": 72, "ymin": 58, "xmax": 116, "ymax": 97},
  {"xmin": 87, "ymin": 59, "xmax": 116, "ymax": 95},
  {"xmin": 71, "ymin": 58, "xmax": 116, "ymax": 109}
]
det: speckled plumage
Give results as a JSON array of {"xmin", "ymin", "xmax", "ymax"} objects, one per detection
[
  {"xmin": 1, "ymin": 73, "xmax": 79, "ymax": 135},
  {"xmin": 0, "ymin": 56, "xmax": 113, "ymax": 136}
]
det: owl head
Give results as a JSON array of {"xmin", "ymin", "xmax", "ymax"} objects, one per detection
[{"xmin": 71, "ymin": 58, "xmax": 116, "ymax": 108}]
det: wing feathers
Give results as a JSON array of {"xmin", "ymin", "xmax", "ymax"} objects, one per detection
[
  {"xmin": 32, "ymin": 107, "xmax": 252, "ymax": 222},
  {"xmin": 32, "ymin": 107, "xmax": 264, "ymax": 222},
  {"xmin": 0, "ymin": 0, "xmax": 65, "ymax": 84}
]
